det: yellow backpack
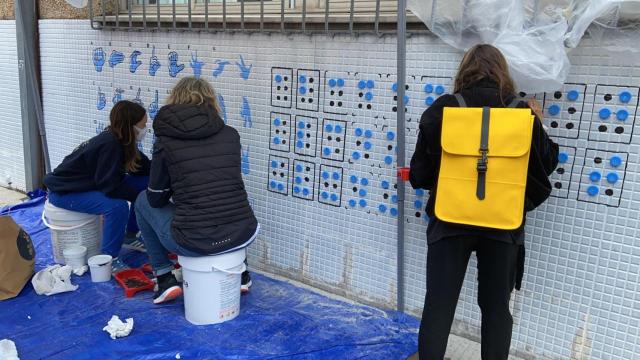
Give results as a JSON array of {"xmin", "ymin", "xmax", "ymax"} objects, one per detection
[{"xmin": 435, "ymin": 94, "xmax": 535, "ymax": 230}]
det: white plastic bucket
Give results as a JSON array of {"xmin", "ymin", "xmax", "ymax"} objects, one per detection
[
  {"xmin": 42, "ymin": 201, "xmax": 102, "ymax": 264},
  {"xmin": 63, "ymin": 245, "xmax": 87, "ymax": 270},
  {"xmin": 88, "ymin": 254, "xmax": 112, "ymax": 282},
  {"xmin": 179, "ymin": 249, "xmax": 247, "ymax": 325}
]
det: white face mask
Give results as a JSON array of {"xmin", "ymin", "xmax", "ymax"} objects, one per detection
[{"xmin": 134, "ymin": 125, "xmax": 147, "ymax": 142}]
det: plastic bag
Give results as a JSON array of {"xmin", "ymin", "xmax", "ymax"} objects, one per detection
[{"xmin": 408, "ymin": 0, "xmax": 640, "ymax": 93}]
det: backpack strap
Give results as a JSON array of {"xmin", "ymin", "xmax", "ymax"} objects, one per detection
[
  {"xmin": 454, "ymin": 93, "xmax": 467, "ymax": 108},
  {"xmin": 477, "ymin": 107, "xmax": 490, "ymax": 200},
  {"xmin": 507, "ymin": 97, "xmax": 525, "ymax": 108}
]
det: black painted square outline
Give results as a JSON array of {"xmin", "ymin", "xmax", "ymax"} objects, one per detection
[
  {"xmin": 267, "ymin": 155, "xmax": 290, "ymax": 196},
  {"xmin": 293, "ymin": 115, "xmax": 319, "ymax": 158},
  {"xmin": 542, "ymin": 82, "xmax": 587, "ymax": 140},
  {"xmin": 318, "ymin": 164, "xmax": 343, "ymax": 207},
  {"xmin": 320, "ymin": 118, "xmax": 347, "ymax": 162},
  {"xmin": 323, "ymin": 70, "xmax": 349, "ymax": 115},
  {"xmin": 587, "ymin": 84, "xmax": 639, "ymax": 145},
  {"xmin": 550, "ymin": 146, "xmax": 577, "ymax": 199},
  {"xmin": 292, "ymin": 159, "xmax": 316, "ymax": 201},
  {"xmin": 576, "ymin": 148, "xmax": 628, "ymax": 207},
  {"xmin": 269, "ymin": 112, "xmax": 292, "ymax": 153},
  {"xmin": 295, "ymin": 69, "xmax": 321, "ymax": 112},
  {"xmin": 271, "ymin": 67, "xmax": 293, "ymax": 109}
]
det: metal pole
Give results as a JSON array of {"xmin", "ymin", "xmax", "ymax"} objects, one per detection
[
  {"xmin": 396, "ymin": 0, "xmax": 407, "ymax": 312},
  {"xmin": 15, "ymin": 0, "xmax": 50, "ymax": 191}
]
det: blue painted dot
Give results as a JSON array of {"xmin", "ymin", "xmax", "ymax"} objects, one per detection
[
  {"xmin": 275, "ymin": 74, "xmax": 283, "ymax": 83},
  {"xmin": 321, "ymin": 191, "xmax": 329, "ymax": 199},
  {"xmin": 403, "ymin": 95, "xmax": 410, "ymax": 105},
  {"xmin": 270, "ymin": 181, "xmax": 276, "ymax": 188},
  {"xmin": 322, "ymin": 171, "xmax": 329, "ymax": 179},
  {"xmin": 616, "ymin": 109, "xmax": 629, "ymax": 121},
  {"xmin": 426, "ymin": 96, "xmax": 435, "ymax": 106},
  {"xmin": 293, "ymin": 186, "xmax": 301, "ymax": 194},
  {"xmin": 296, "ymin": 140, "xmax": 304, "ymax": 148},
  {"xmin": 273, "ymin": 137, "xmax": 281, "ymax": 145},
  {"xmin": 364, "ymin": 141, "xmax": 372, "ymax": 150},
  {"xmin": 606, "ymin": 172, "xmax": 619, "ymax": 184},
  {"xmin": 610, "ymin": 156, "xmax": 622, "ymax": 168},
  {"xmin": 366, "ymin": 80, "xmax": 375, "ymax": 89},
  {"xmin": 337, "ymin": 78, "xmax": 345, "ymax": 87},
  {"xmin": 328, "ymin": 78, "xmax": 337, "ymax": 88},
  {"xmin": 599, "ymin": 108, "xmax": 611, "ymax": 120},
  {"xmin": 277, "ymin": 183, "xmax": 284, "ymax": 191},
  {"xmin": 350, "ymin": 175, "xmax": 358, "ymax": 183},
  {"xmin": 391, "ymin": 195, "xmax": 398, "ymax": 204},
  {"xmin": 359, "ymin": 199, "xmax": 367, "ymax": 208},
  {"xmin": 299, "ymin": 75, "xmax": 307, "ymax": 84},
  {"xmin": 558, "ymin": 152, "xmax": 569, "ymax": 164},
  {"xmin": 390, "ymin": 208, "xmax": 398, "ymax": 216},
  {"xmin": 333, "ymin": 172, "xmax": 340, "ymax": 180},
  {"xmin": 298, "ymin": 121, "xmax": 305, "ymax": 129},
  {"xmin": 295, "ymin": 176, "xmax": 302, "ymax": 184},
  {"xmin": 587, "ymin": 185, "xmax": 599, "ymax": 197},
  {"xmin": 273, "ymin": 118, "xmax": 281, "ymax": 126},
  {"xmin": 364, "ymin": 130, "xmax": 373, "ymax": 138},
  {"xmin": 323, "ymin": 147, "xmax": 331, "ymax": 156},
  {"xmin": 355, "ymin": 128, "xmax": 363, "ymax": 137},
  {"xmin": 365, "ymin": 92, "xmax": 374, "ymax": 101},
  {"xmin": 271, "ymin": 160, "xmax": 278, "ymax": 168},
  {"xmin": 589, "ymin": 171, "xmax": 602, "ymax": 182},
  {"xmin": 299, "ymin": 86, "xmax": 307, "ymax": 95},
  {"xmin": 415, "ymin": 189, "xmax": 424, "ymax": 196},
  {"xmin": 435, "ymin": 85, "xmax": 445, "ymax": 95},
  {"xmin": 381, "ymin": 181, "xmax": 390, "ymax": 190},
  {"xmin": 360, "ymin": 178, "xmax": 369, "ymax": 186},
  {"xmin": 384, "ymin": 156, "xmax": 393, "ymax": 165},
  {"xmin": 296, "ymin": 164, "xmax": 303, "ymax": 172},
  {"xmin": 567, "ymin": 90, "xmax": 579, "ymax": 101},
  {"xmin": 378, "ymin": 204, "xmax": 387, "ymax": 213},
  {"xmin": 548, "ymin": 104, "xmax": 561, "ymax": 116},
  {"xmin": 359, "ymin": 189, "xmax": 367, "ymax": 197},
  {"xmin": 302, "ymin": 188, "xmax": 310, "ymax": 196},
  {"xmin": 387, "ymin": 131, "xmax": 395, "ymax": 140},
  {"xmin": 414, "ymin": 200, "xmax": 423, "ymax": 209},
  {"xmin": 358, "ymin": 80, "xmax": 367, "ymax": 89},
  {"xmin": 297, "ymin": 131, "xmax": 304, "ymax": 138},
  {"xmin": 392, "ymin": 83, "xmax": 398, "ymax": 92},
  {"xmin": 424, "ymin": 84, "xmax": 433, "ymax": 93},
  {"xmin": 352, "ymin": 151, "xmax": 361, "ymax": 160},
  {"xmin": 619, "ymin": 91, "xmax": 632, "ymax": 104},
  {"xmin": 330, "ymin": 193, "xmax": 338, "ymax": 202},
  {"xmin": 348, "ymin": 199, "xmax": 357, "ymax": 207},
  {"xmin": 334, "ymin": 125, "xmax": 343, "ymax": 133},
  {"xmin": 325, "ymin": 124, "xmax": 333, "ymax": 132}
]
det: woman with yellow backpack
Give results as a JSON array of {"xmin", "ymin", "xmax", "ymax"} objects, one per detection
[{"xmin": 410, "ymin": 44, "xmax": 559, "ymax": 359}]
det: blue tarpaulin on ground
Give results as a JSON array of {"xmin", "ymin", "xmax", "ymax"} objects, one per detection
[{"xmin": 0, "ymin": 197, "xmax": 419, "ymax": 359}]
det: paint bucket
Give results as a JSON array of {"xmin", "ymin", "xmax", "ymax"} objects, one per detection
[
  {"xmin": 88, "ymin": 254, "xmax": 113, "ymax": 282},
  {"xmin": 179, "ymin": 249, "xmax": 246, "ymax": 325},
  {"xmin": 63, "ymin": 245, "xmax": 87, "ymax": 270},
  {"xmin": 42, "ymin": 201, "xmax": 102, "ymax": 264}
]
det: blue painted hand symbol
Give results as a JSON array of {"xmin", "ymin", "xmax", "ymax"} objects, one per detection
[
  {"xmin": 112, "ymin": 88, "xmax": 124, "ymax": 105},
  {"xmin": 109, "ymin": 50, "xmax": 125, "ymax": 68},
  {"xmin": 235, "ymin": 55, "xmax": 252, "ymax": 80},
  {"xmin": 189, "ymin": 52, "xmax": 205, "ymax": 79},
  {"xmin": 97, "ymin": 87, "xmax": 106, "ymax": 110},
  {"xmin": 241, "ymin": 96, "xmax": 252, "ymax": 128},
  {"xmin": 93, "ymin": 47, "xmax": 105, "ymax": 72},
  {"xmin": 133, "ymin": 88, "xmax": 144, "ymax": 107},
  {"xmin": 168, "ymin": 51, "xmax": 185, "ymax": 78},
  {"xmin": 241, "ymin": 146, "xmax": 250, "ymax": 175},
  {"xmin": 129, "ymin": 50, "xmax": 142, "ymax": 73},
  {"xmin": 218, "ymin": 94, "xmax": 227, "ymax": 124},
  {"xmin": 212, "ymin": 59, "xmax": 230, "ymax": 78},
  {"xmin": 149, "ymin": 90, "xmax": 159, "ymax": 120},
  {"xmin": 149, "ymin": 47, "xmax": 161, "ymax": 76}
]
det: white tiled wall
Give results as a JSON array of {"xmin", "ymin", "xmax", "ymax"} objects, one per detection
[
  {"xmin": 0, "ymin": 21, "xmax": 25, "ymax": 191},
  {"xmin": 37, "ymin": 20, "xmax": 639, "ymax": 359}
]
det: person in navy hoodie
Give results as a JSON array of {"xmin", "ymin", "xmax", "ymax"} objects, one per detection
[{"xmin": 44, "ymin": 100, "xmax": 150, "ymax": 272}]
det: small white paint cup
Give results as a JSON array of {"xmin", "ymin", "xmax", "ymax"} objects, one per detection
[
  {"xmin": 63, "ymin": 245, "xmax": 87, "ymax": 270},
  {"xmin": 87, "ymin": 254, "xmax": 113, "ymax": 282}
]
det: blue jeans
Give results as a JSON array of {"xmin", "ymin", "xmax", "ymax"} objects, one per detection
[
  {"xmin": 134, "ymin": 192, "xmax": 201, "ymax": 276},
  {"xmin": 48, "ymin": 175, "xmax": 149, "ymax": 258}
]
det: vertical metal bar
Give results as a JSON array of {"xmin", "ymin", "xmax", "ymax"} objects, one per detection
[
  {"xmin": 172, "ymin": 0, "xmax": 176, "ymax": 30},
  {"xmin": 89, "ymin": 0, "xmax": 97, "ymax": 29},
  {"xmin": 142, "ymin": 0, "xmax": 147, "ymax": 29},
  {"xmin": 223, "ymin": 0, "xmax": 227, "ymax": 31},
  {"xmin": 324, "ymin": 0, "xmax": 329, "ymax": 34},
  {"xmin": 281, "ymin": 0, "xmax": 285, "ymax": 33},
  {"xmin": 302, "ymin": 0, "xmax": 306, "ymax": 32},
  {"xmin": 101, "ymin": 0, "xmax": 106, "ymax": 28},
  {"xmin": 128, "ymin": 0, "xmax": 133, "ymax": 29},
  {"xmin": 157, "ymin": 0, "xmax": 161, "ymax": 30},
  {"xmin": 188, "ymin": 0, "xmax": 192, "ymax": 30},
  {"xmin": 375, "ymin": 0, "xmax": 380, "ymax": 35},
  {"xmin": 115, "ymin": 0, "xmax": 120, "ymax": 30},
  {"xmin": 205, "ymin": 0, "xmax": 209, "ymax": 31},
  {"xmin": 260, "ymin": 0, "xmax": 264, "ymax": 31},
  {"xmin": 349, "ymin": 0, "xmax": 354, "ymax": 34},
  {"xmin": 396, "ymin": 0, "xmax": 407, "ymax": 313},
  {"xmin": 241, "ymin": 0, "xmax": 245, "ymax": 31}
]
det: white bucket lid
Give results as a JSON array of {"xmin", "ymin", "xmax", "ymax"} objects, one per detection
[
  {"xmin": 88, "ymin": 254, "xmax": 112, "ymax": 267},
  {"xmin": 43, "ymin": 201, "xmax": 99, "ymax": 223},
  {"xmin": 179, "ymin": 248, "xmax": 246, "ymax": 273},
  {"xmin": 63, "ymin": 245, "xmax": 87, "ymax": 257}
]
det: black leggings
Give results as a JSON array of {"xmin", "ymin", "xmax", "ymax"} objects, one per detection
[{"xmin": 419, "ymin": 237, "xmax": 520, "ymax": 360}]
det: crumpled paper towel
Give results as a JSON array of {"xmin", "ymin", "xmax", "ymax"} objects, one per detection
[
  {"xmin": 72, "ymin": 265, "xmax": 88, "ymax": 276},
  {"xmin": 103, "ymin": 315, "xmax": 134, "ymax": 340},
  {"xmin": 0, "ymin": 339, "xmax": 20, "ymax": 360},
  {"xmin": 31, "ymin": 265, "xmax": 78, "ymax": 296}
]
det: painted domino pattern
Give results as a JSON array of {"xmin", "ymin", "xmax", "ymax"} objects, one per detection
[
  {"xmin": 318, "ymin": 164, "xmax": 343, "ymax": 207},
  {"xmin": 271, "ymin": 67, "xmax": 293, "ymax": 108},
  {"xmin": 320, "ymin": 119, "xmax": 347, "ymax": 162},
  {"xmin": 351, "ymin": 126, "xmax": 374, "ymax": 163},
  {"xmin": 551, "ymin": 146, "xmax": 577, "ymax": 199},
  {"xmin": 346, "ymin": 174, "xmax": 371, "ymax": 211},
  {"xmin": 542, "ymin": 83, "xmax": 587, "ymax": 139},
  {"xmin": 588, "ymin": 85, "xmax": 639, "ymax": 144},
  {"xmin": 268, "ymin": 155, "xmax": 290, "ymax": 196},
  {"xmin": 378, "ymin": 178, "xmax": 398, "ymax": 217},
  {"xmin": 354, "ymin": 75, "xmax": 378, "ymax": 113},
  {"xmin": 578, "ymin": 149, "xmax": 628, "ymax": 207},
  {"xmin": 296, "ymin": 69, "xmax": 320, "ymax": 112},
  {"xmin": 269, "ymin": 112, "xmax": 291, "ymax": 153},
  {"xmin": 294, "ymin": 115, "xmax": 318, "ymax": 157},
  {"xmin": 292, "ymin": 160, "xmax": 316, "ymax": 201},
  {"xmin": 392, "ymin": 82, "xmax": 410, "ymax": 113},
  {"xmin": 421, "ymin": 77, "xmax": 449, "ymax": 107},
  {"xmin": 324, "ymin": 71, "xmax": 349, "ymax": 115}
]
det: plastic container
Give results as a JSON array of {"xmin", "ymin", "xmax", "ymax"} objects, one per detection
[
  {"xmin": 88, "ymin": 254, "xmax": 113, "ymax": 282},
  {"xmin": 42, "ymin": 201, "xmax": 102, "ymax": 264},
  {"xmin": 178, "ymin": 249, "xmax": 246, "ymax": 325},
  {"xmin": 63, "ymin": 245, "xmax": 87, "ymax": 270},
  {"xmin": 114, "ymin": 269, "xmax": 155, "ymax": 297}
]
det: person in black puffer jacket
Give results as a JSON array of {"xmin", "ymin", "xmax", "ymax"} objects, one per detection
[{"xmin": 135, "ymin": 77, "xmax": 259, "ymax": 304}]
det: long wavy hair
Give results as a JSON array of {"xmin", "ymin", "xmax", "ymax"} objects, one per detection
[
  {"xmin": 166, "ymin": 76, "xmax": 221, "ymax": 114},
  {"xmin": 107, "ymin": 100, "xmax": 146, "ymax": 173},
  {"xmin": 454, "ymin": 44, "xmax": 516, "ymax": 104}
]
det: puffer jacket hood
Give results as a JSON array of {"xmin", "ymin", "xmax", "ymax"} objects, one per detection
[{"xmin": 154, "ymin": 104, "xmax": 224, "ymax": 140}]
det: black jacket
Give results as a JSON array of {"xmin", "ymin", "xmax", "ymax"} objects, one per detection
[
  {"xmin": 410, "ymin": 80, "xmax": 559, "ymax": 246},
  {"xmin": 147, "ymin": 103, "xmax": 257, "ymax": 255},
  {"xmin": 44, "ymin": 131, "xmax": 150, "ymax": 202}
]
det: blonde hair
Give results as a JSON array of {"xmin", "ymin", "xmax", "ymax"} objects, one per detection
[{"xmin": 167, "ymin": 77, "xmax": 221, "ymax": 114}]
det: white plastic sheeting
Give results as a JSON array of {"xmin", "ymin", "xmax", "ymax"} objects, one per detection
[{"xmin": 408, "ymin": 0, "xmax": 640, "ymax": 92}]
